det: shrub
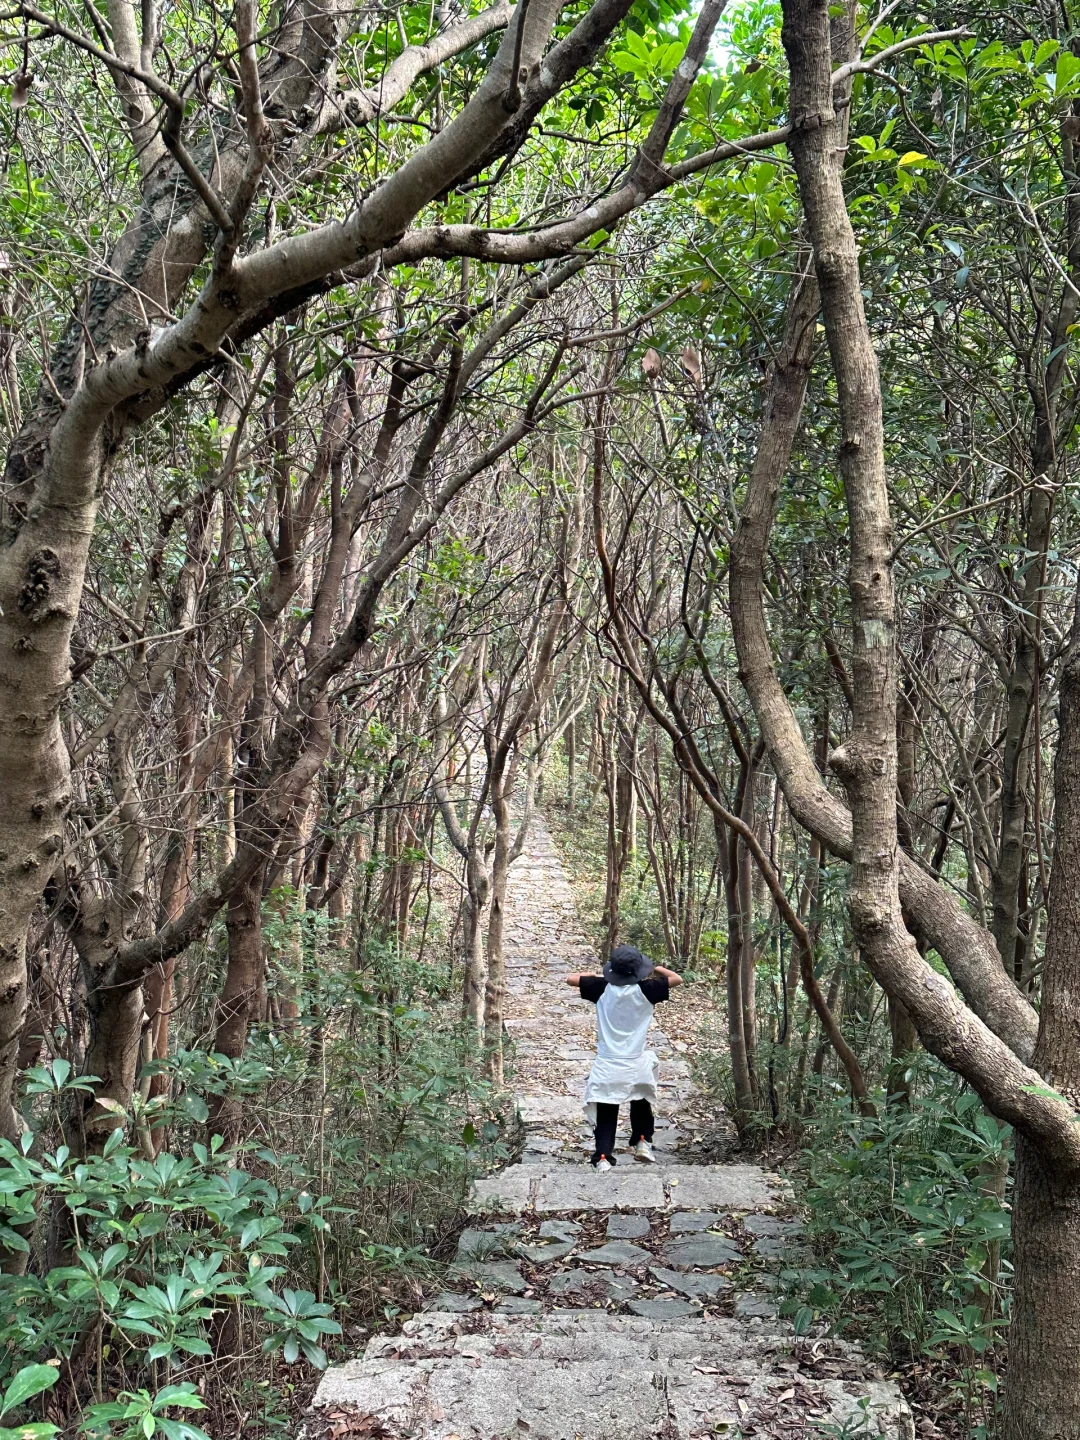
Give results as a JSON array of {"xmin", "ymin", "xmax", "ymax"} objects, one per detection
[{"xmin": 782, "ymin": 1058, "xmax": 1011, "ymax": 1429}]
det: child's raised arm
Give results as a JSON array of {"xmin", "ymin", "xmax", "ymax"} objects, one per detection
[
  {"xmin": 563, "ymin": 973, "xmax": 584, "ymax": 987},
  {"xmin": 653, "ymin": 964, "xmax": 684, "ymax": 989}
]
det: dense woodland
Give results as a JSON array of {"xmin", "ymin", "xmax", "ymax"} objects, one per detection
[{"xmin": 0, "ymin": 0, "xmax": 1077, "ymax": 1434}]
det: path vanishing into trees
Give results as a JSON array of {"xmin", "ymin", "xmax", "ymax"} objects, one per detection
[{"xmin": 305, "ymin": 818, "xmax": 910, "ymax": 1439}]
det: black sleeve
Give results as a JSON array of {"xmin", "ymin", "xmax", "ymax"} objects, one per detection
[
  {"xmin": 578, "ymin": 975, "xmax": 608, "ymax": 1004},
  {"xmin": 638, "ymin": 975, "xmax": 671, "ymax": 1005}
]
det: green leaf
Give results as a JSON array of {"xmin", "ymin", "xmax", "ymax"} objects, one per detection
[
  {"xmin": 0, "ymin": 1367, "xmax": 60, "ymax": 1419},
  {"xmin": 154, "ymin": 1388, "xmax": 206, "ymax": 1411},
  {"xmin": 1055, "ymin": 50, "xmax": 1080, "ymax": 92},
  {"xmin": 178, "ymin": 1094, "xmax": 209, "ymax": 1124}
]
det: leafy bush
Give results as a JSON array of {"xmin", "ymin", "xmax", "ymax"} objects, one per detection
[
  {"xmin": 783, "ymin": 1058, "xmax": 1011, "ymax": 1400},
  {"xmin": 0, "ymin": 945, "xmax": 512, "ymax": 1437}
]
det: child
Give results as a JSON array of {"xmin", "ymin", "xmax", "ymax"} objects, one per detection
[{"xmin": 564, "ymin": 943, "xmax": 683, "ymax": 1170}]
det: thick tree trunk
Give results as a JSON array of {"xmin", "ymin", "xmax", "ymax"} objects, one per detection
[
  {"xmin": 1004, "ymin": 599, "xmax": 1080, "ymax": 1440},
  {"xmin": 210, "ymin": 875, "xmax": 265, "ymax": 1141},
  {"xmin": 82, "ymin": 979, "xmax": 144, "ymax": 1151},
  {"xmin": 1005, "ymin": 1137, "xmax": 1080, "ymax": 1440}
]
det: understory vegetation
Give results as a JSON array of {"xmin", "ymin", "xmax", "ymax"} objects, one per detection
[{"xmin": 0, "ymin": 899, "xmax": 512, "ymax": 1438}]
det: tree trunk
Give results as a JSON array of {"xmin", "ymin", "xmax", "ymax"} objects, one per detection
[
  {"xmin": 991, "ymin": 482, "xmax": 1049, "ymax": 976},
  {"xmin": 484, "ymin": 782, "xmax": 512, "ymax": 1082},
  {"xmin": 1003, "ymin": 595, "xmax": 1080, "ymax": 1440},
  {"xmin": 886, "ymin": 996, "xmax": 918, "ymax": 1105},
  {"xmin": 210, "ymin": 875, "xmax": 264, "ymax": 1142},
  {"xmin": 738, "ymin": 782, "xmax": 760, "ymax": 1104},
  {"xmin": 716, "ymin": 816, "xmax": 755, "ymax": 1131},
  {"xmin": 599, "ymin": 686, "xmax": 622, "ymax": 958},
  {"xmin": 462, "ymin": 856, "xmax": 489, "ymax": 1030},
  {"xmin": 1004, "ymin": 1138, "xmax": 1080, "ymax": 1440},
  {"xmin": 82, "ymin": 979, "xmax": 144, "ymax": 1152},
  {"xmin": 566, "ymin": 714, "xmax": 576, "ymax": 809}
]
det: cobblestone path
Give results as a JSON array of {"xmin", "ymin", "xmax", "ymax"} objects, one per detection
[{"xmin": 307, "ymin": 816, "xmax": 909, "ymax": 1438}]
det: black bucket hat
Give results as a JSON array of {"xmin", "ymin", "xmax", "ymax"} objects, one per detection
[{"xmin": 603, "ymin": 944, "xmax": 655, "ymax": 986}]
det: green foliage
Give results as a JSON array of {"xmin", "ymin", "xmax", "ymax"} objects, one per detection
[
  {"xmin": 0, "ymin": 1363, "xmax": 61, "ymax": 1440},
  {"xmin": 0, "ymin": 1134, "xmax": 327, "ymax": 1374},
  {"xmin": 782, "ymin": 1059, "xmax": 1011, "ymax": 1377},
  {"xmin": 80, "ymin": 1385, "xmax": 210, "ymax": 1440},
  {"xmin": 0, "ymin": 936, "xmax": 510, "ymax": 1435}
]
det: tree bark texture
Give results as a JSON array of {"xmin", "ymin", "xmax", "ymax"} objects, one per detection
[
  {"xmin": 1003, "ymin": 598, "xmax": 1080, "ymax": 1440},
  {"xmin": 211, "ymin": 876, "xmax": 265, "ymax": 1141}
]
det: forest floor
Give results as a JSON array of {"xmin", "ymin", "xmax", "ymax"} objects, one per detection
[{"xmin": 303, "ymin": 816, "xmax": 911, "ymax": 1439}]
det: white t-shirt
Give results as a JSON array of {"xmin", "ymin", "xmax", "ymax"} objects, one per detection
[{"xmin": 578, "ymin": 975, "xmax": 670, "ymax": 1120}]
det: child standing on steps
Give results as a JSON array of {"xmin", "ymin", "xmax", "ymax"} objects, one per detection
[{"xmin": 563, "ymin": 943, "xmax": 683, "ymax": 1170}]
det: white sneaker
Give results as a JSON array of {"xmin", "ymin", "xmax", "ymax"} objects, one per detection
[
  {"xmin": 596, "ymin": 1157, "xmax": 613, "ymax": 1173},
  {"xmin": 633, "ymin": 1140, "xmax": 656, "ymax": 1164}
]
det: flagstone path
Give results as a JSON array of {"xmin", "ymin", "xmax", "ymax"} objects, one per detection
[{"xmin": 306, "ymin": 816, "xmax": 910, "ymax": 1438}]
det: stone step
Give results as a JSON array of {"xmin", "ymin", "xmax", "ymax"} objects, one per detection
[
  {"xmin": 309, "ymin": 1312, "xmax": 909, "ymax": 1439},
  {"xmin": 469, "ymin": 1160, "xmax": 782, "ymax": 1214}
]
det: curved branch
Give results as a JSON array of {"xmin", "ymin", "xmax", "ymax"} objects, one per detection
[{"xmin": 727, "ymin": 247, "xmax": 1040, "ymax": 1063}]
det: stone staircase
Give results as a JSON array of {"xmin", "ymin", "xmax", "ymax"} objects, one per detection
[{"xmin": 304, "ymin": 816, "xmax": 909, "ymax": 1439}]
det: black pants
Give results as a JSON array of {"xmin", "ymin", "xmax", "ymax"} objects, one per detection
[{"xmin": 592, "ymin": 1099, "xmax": 654, "ymax": 1164}]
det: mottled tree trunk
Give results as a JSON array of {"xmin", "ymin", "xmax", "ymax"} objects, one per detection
[
  {"xmin": 1004, "ymin": 600, "xmax": 1080, "ymax": 1440},
  {"xmin": 210, "ymin": 875, "xmax": 264, "ymax": 1141}
]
